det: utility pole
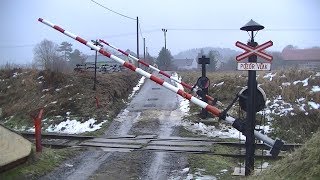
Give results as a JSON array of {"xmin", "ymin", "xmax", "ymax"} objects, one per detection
[
  {"xmin": 136, "ymin": 16, "xmax": 139, "ymax": 67},
  {"xmin": 162, "ymin": 28, "xmax": 167, "ymax": 50}
]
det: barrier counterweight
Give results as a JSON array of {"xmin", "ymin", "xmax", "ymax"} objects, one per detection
[{"xmin": 38, "ymin": 18, "xmax": 283, "ymax": 156}]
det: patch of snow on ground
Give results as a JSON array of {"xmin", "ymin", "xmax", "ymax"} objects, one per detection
[
  {"xmin": 46, "ymin": 118, "xmax": 107, "ymax": 134},
  {"xmin": 37, "ymin": 76, "xmax": 44, "ymax": 80},
  {"xmin": 181, "ymin": 121, "xmax": 245, "ymax": 140},
  {"xmin": 315, "ymin": 72, "xmax": 320, "ymax": 76},
  {"xmin": 293, "ymin": 77, "xmax": 309, "ymax": 86},
  {"xmin": 170, "ymin": 168, "xmax": 217, "ymax": 180},
  {"xmin": 281, "ymin": 82, "xmax": 291, "ymax": 86},
  {"xmin": 308, "ymin": 101, "xmax": 320, "ymax": 109},
  {"xmin": 13, "ymin": 72, "xmax": 23, "ymax": 78},
  {"xmin": 266, "ymin": 95, "xmax": 294, "ymax": 116},
  {"xmin": 263, "ymin": 72, "xmax": 276, "ymax": 81},
  {"xmin": 187, "ymin": 168, "xmax": 217, "ymax": 180},
  {"xmin": 311, "ymin": 86, "xmax": 320, "ymax": 92},
  {"xmin": 65, "ymin": 84, "xmax": 73, "ymax": 88},
  {"xmin": 213, "ymin": 81, "xmax": 224, "ymax": 87},
  {"xmin": 171, "ymin": 72, "xmax": 190, "ymax": 114},
  {"xmin": 128, "ymin": 76, "xmax": 146, "ymax": 99}
]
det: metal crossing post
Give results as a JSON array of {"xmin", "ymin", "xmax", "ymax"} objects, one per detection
[
  {"xmin": 245, "ymin": 36, "xmax": 258, "ymax": 175},
  {"xmin": 198, "ymin": 55, "xmax": 210, "ymax": 119}
]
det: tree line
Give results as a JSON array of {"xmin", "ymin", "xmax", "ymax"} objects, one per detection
[
  {"xmin": 33, "ymin": 39, "xmax": 87, "ymax": 72},
  {"xmin": 34, "ymin": 39, "xmax": 303, "ymax": 73}
]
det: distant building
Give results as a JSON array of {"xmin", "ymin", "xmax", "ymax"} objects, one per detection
[
  {"xmin": 172, "ymin": 58, "xmax": 197, "ymax": 70},
  {"xmin": 282, "ymin": 48, "xmax": 320, "ymax": 69},
  {"xmin": 86, "ymin": 54, "xmax": 131, "ymax": 65}
]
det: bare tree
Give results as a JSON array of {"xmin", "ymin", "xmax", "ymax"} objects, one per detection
[{"xmin": 33, "ymin": 39, "xmax": 60, "ymax": 70}]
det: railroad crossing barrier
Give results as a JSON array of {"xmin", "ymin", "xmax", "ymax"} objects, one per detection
[
  {"xmin": 38, "ymin": 18, "xmax": 284, "ymax": 157},
  {"xmin": 99, "ymin": 39, "xmax": 217, "ymax": 103}
]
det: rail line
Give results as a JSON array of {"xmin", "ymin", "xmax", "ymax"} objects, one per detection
[{"xmin": 20, "ymin": 132, "xmax": 301, "ymax": 158}]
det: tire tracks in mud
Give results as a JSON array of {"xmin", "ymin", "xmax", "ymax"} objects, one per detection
[{"xmin": 41, "ymin": 73, "xmax": 190, "ymax": 180}]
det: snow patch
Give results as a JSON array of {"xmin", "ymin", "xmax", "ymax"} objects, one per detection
[
  {"xmin": 128, "ymin": 76, "xmax": 146, "ymax": 99},
  {"xmin": 13, "ymin": 72, "xmax": 23, "ymax": 78},
  {"xmin": 311, "ymin": 86, "xmax": 320, "ymax": 93},
  {"xmin": 181, "ymin": 121, "xmax": 245, "ymax": 140},
  {"xmin": 308, "ymin": 101, "xmax": 320, "ymax": 109},
  {"xmin": 65, "ymin": 84, "xmax": 74, "ymax": 88},
  {"xmin": 266, "ymin": 95, "xmax": 294, "ymax": 116},
  {"xmin": 281, "ymin": 82, "xmax": 291, "ymax": 86},
  {"xmin": 171, "ymin": 72, "xmax": 190, "ymax": 115},
  {"xmin": 213, "ymin": 81, "xmax": 224, "ymax": 87},
  {"xmin": 37, "ymin": 76, "xmax": 44, "ymax": 80},
  {"xmin": 263, "ymin": 72, "xmax": 276, "ymax": 81},
  {"xmin": 293, "ymin": 77, "xmax": 309, "ymax": 86},
  {"xmin": 46, "ymin": 118, "xmax": 107, "ymax": 134}
]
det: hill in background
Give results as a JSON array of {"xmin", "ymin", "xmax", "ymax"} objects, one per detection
[{"xmin": 174, "ymin": 47, "xmax": 239, "ymax": 61}]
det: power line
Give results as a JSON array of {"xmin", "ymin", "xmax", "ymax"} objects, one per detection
[
  {"xmin": 98, "ymin": 29, "xmax": 159, "ymax": 39},
  {"xmin": 91, "ymin": 0, "xmax": 136, "ymax": 20}
]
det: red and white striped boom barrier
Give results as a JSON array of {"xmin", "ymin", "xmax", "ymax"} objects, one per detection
[
  {"xmin": 99, "ymin": 39, "xmax": 216, "ymax": 102},
  {"xmin": 38, "ymin": 18, "xmax": 283, "ymax": 157}
]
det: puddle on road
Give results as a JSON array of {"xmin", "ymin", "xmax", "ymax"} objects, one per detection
[
  {"xmin": 143, "ymin": 104, "xmax": 156, "ymax": 107},
  {"xmin": 147, "ymin": 98, "xmax": 159, "ymax": 101}
]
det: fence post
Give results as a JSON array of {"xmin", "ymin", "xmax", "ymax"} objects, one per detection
[
  {"xmin": 95, "ymin": 96, "xmax": 100, "ymax": 108},
  {"xmin": 33, "ymin": 108, "xmax": 44, "ymax": 152}
]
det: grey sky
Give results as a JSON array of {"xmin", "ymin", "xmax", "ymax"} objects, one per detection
[{"xmin": 0, "ymin": 0, "xmax": 319, "ymax": 65}]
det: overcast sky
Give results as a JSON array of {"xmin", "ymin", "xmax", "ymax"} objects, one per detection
[{"xmin": 0, "ymin": 0, "xmax": 319, "ymax": 65}]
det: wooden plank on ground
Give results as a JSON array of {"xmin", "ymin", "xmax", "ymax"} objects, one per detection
[
  {"xmin": 79, "ymin": 142, "xmax": 142, "ymax": 149},
  {"xmin": 86, "ymin": 138, "xmax": 150, "ymax": 144},
  {"xmin": 135, "ymin": 135, "xmax": 157, "ymax": 139},
  {"xmin": 100, "ymin": 147, "xmax": 134, "ymax": 153},
  {"xmin": 149, "ymin": 140, "xmax": 214, "ymax": 146},
  {"xmin": 144, "ymin": 145, "xmax": 210, "ymax": 152},
  {"xmin": 156, "ymin": 136, "xmax": 211, "ymax": 141}
]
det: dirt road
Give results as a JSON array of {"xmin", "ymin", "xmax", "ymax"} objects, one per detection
[{"xmin": 41, "ymin": 72, "xmax": 190, "ymax": 180}]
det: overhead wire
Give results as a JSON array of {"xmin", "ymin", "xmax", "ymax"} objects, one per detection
[{"xmin": 90, "ymin": 0, "xmax": 136, "ymax": 21}]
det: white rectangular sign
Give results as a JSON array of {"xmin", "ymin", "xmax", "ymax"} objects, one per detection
[{"xmin": 237, "ymin": 62, "xmax": 271, "ymax": 71}]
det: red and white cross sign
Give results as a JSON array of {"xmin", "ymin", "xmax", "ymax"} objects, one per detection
[{"xmin": 235, "ymin": 40, "xmax": 273, "ymax": 62}]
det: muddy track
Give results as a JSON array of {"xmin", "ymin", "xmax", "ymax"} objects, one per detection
[{"xmin": 40, "ymin": 72, "xmax": 189, "ymax": 180}]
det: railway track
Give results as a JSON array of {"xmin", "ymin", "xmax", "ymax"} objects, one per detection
[{"xmin": 20, "ymin": 132, "xmax": 301, "ymax": 159}]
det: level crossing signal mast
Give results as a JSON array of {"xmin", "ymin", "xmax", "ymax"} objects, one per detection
[
  {"xmin": 235, "ymin": 19, "xmax": 284, "ymax": 176},
  {"xmin": 37, "ymin": 18, "xmax": 284, "ymax": 173}
]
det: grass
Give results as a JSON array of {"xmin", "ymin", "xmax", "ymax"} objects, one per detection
[
  {"xmin": 250, "ymin": 130, "xmax": 320, "ymax": 180},
  {"xmin": 179, "ymin": 68, "xmax": 320, "ymax": 179},
  {"xmin": 0, "ymin": 147, "xmax": 79, "ymax": 180},
  {"xmin": 0, "ymin": 68, "xmax": 140, "ymax": 132},
  {"xmin": 179, "ymin": 68, "xmax": 320, "ymax": 143}
]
